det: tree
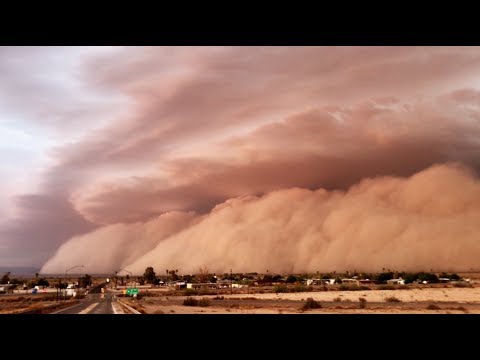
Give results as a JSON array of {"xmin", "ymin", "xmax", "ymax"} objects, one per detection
[
  {"xmin": 37, "ymin": 278, "xmax": 49, "ymax": 287},
  {"xmin": 167, "ymin": 269, "xmax": 179, "ymax": 281},
  {"xmin": 450, "ymin": 273, "xmax": 461, "ymax": 281},
  {"xmin": 78, "ymin": 274, "xmax": 92, "ymax": 288},
  {"xmin": 1, "ymin": 272, "xmax": 10, "ymax": 284},
  {"xmin": 418, "ymin": 272, "xmax": 438, "ymax": 283},
  {"xmin": 143, "ymin": 267, "xmax": 156, "ymax": 283},
  {"xmin": 260, "ymin": 274, "xmax": 273, "ymax": 284},
  {"xmin": 196, "ymin": 265, "xmax": 210, "ymax": 283},
  {"xmin": 286, "ymin": 275, "xmax": 297, "ymax": 283},
  {"xmin": 376, "ymin": 272, "xmax": 394, "ymax": 284},
  {"xmin": 272, "ymin": 274, "xmax": 283, "ymax": 282},
  {"xmin": 403, "ymin": 273, "xmax": 418, "ymax": 284}
]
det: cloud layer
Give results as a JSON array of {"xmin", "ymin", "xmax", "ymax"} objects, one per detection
[{"xmin": 41, "ymin": 164, "xmax": 480, "ymax": 274}]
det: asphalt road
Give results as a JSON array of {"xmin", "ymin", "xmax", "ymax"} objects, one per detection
[{"xmin": 52, "ymin": 289, "xmax": 115, "ymax": 314}]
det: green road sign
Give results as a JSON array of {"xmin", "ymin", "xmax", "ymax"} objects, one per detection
[{"xmin": 126, "ymin": 288, "xmax": 139, "ymax": 295}]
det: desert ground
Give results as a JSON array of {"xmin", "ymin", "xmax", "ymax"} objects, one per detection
[
  {"xmin": 117, "ymin": 284, "xmax": 480, "ymax": 314},
  {"xmin": 2, "ymin": 273, "xmax": 480, "ymax": 314}
]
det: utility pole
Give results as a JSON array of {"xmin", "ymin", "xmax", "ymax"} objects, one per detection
[{"xmin": 230, "ymin": 268, "xmax": 233, "ymax": 295}]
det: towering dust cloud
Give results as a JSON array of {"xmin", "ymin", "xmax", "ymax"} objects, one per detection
[{"xmin": 41, "ymin": 163, "xmax": 480, "ymax": 274}]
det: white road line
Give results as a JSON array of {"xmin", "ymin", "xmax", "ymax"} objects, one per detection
[
  {"xmin": 112, "ymin": 302, "xmax": 118, "ymax": 314},
  {"xmin": 51, "ymin": 302, "xmax": 84, "ymax": 314},
  {"xmin": 79, "ymin": 302, "xmax": 99, "ymax": 314}
]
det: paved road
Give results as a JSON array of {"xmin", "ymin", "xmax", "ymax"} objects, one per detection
[{"xmin": 52, "ymin": 288, "xmax": 116, "ymax": 314}]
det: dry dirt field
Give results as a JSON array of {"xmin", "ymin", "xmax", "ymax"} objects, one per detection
[
  {"xmin": 0, "ymin": 294, "xmax": 78, "ymax": 314},
  {"xmin": 121, "ymin": 285, "xmax": 480, "ymax": 314}
]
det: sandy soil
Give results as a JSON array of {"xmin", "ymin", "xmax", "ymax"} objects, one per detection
[{"xmin": 125, "ymin": 286, "xmax": 480, "ymax": 314}]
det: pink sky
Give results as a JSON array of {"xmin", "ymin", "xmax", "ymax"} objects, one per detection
[{"xmin": 2, "ymin": 46, "xmax": 480, "ymax": 271}]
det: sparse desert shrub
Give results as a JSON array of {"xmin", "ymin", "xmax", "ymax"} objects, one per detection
[
  {"xmin": 333, "ymin": 297, "xmax": 342, "ymax": 302},
  {"xmin": 198, "ymin": 298, "xmax": 210, "ymax": 307},
  {"xmin": 453, "ymin": 282, "xmax": 471, "ymax": 288},
  {"xmin": 293, "ymin": 284, "xmax": 309, "ymax": 292},
  {"xmin": 184, "ymin": 289, "xmax": 198, "ymax": 296},
  {"xmin": 398, "ymin": 285, "xmax": 408, "ymax": 290},
  {"xmin": 385, "ymin": 296, "xmax": 401, "ymax": 302},
  {"xmin": 183, "ymin": 297, "xmax": 199, "ymax": 306},
  {"xmin": 229, "ymin": 303, "xmax": 240, "ymax": 308},
  {"xmin": 43, "ymin": 294, "xmax": 60, "ymax": 301},
  {"xmin": 359, "ymin": 297, "xmax": 367, "ymax": 309},
  {"xmin": 273, "ymin": 285, "xmax": 289, "ymax": 293},
  {"xmin": 426, "ymin": 304, "xmax": 441, "ymax": 310},
  {"xmin": 198, "ymin": 288, "xmax": 211, "ymax": 295},
  {"xmin": 301, "ymin": 297, "xmax": 322, "ymax": 310}
]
